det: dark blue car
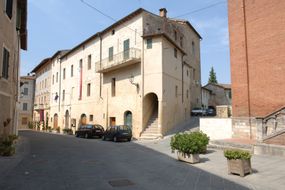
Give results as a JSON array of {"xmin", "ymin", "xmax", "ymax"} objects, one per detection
[{"xmin": 102, "ymin": 125, "xmax": 132, "ymax": 142}]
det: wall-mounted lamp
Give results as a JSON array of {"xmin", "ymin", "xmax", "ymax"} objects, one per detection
[{"xmin": 129, "ymin": 75, "xmax": 139, "ymax": 89}]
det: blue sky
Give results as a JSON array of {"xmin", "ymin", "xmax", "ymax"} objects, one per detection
[{"xmin": 21, "ymin": 0, "xmax": 230, "ymax": 85}]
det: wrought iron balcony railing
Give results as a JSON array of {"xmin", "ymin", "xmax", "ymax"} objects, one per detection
[{"xmin": 96, "ymin": 48, "xmax": 141, "ymax": 73}]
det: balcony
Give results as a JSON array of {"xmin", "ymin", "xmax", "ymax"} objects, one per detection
[
  {"xmin": 34, "ymin": 104, "xmax": 49, "ymax": 110},
  {"xmin": 96, "ymin": 48, "xmax": 141, "ymax": 73}
]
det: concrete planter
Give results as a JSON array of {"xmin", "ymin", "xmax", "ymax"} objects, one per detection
[
  {"xmin": 177, "ymin": 151, "xmax": 200, "ymax": 164},
  {"xmin": 227, "ymin": 159, "xmax": 252, "ymax": 177}
]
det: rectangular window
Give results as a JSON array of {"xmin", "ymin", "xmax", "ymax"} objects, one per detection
[
  {"xmin": 62, "ymin": 90, "xmax": 65, "ymax": 101},
  {"xmin": 187, "ymin": 90, "xmax": 189, "ymax": 99},
  {"xmin": 56, "ymin": 72, "xmax": 58, "ymax": 83},
  {"xmin": 23, "ymin": 103, "xmax": 28, "ymax": 111},
  {"xmin": 111, "ymin": 78, "xmax": 116, "ymax": 97},
  {"xmin": 146, "ymin": 38, "xmax": 152, "ymax": 49},
  {"xmin": 45, "ymin": 79, "xmax": 47, "ymax": 88},
  {"xmin": 175, "ymin": 85, "xmax": 178, "ymax": 98},
  {"xmin": 63, "ymin": 68, "xmax": 66, "ymax": 79},
  {"xmin": 71, "ymin": 65, "xmax": 73, "ymax": 77},
  {"xmin": 89, "ymin": 115, "xmax": 94, "ymax": 122},
  {"xmin": 174, "ymin": 48, "xmax": 177, "ymax": 58},
  {"xmin": 180, "ymin": 37, "xmax": 183, "ymax": 47},
  {"xmin": 23, "ymin": 88, "xmax": 28, "ymax": 95},
  {"xmin": 123, "ymin": 39, "xmax": 130, "ymax": 59},
  {"xmin": 21, "ymin": 117, "xmax": 28, "ymax": 125},
  {"xmin": 2, "ymin": 47, "xmax": 10, "ymax": 79},
  {"xmin": 192, "ymin": 41, "xmax": 195, "ymax": 55},
  {"xmin": 52, "ymin": 75, "xmax": 54, "ymax": 84},
  {"xmin": 87, "ymin": 83, "xmax": 91, "ymax": 97},
  {"xmin": 174, "ymin": 30, "xmax": 177, "ymax": 40},
  {"xmin": 109, "ymin": 47, "xmax": 113, "ymax": 61},
  {"xmin": 88, "ymin": 55, "xmax": 92, "ymax": 70},
  {"xmin": 5, "ymin": 0, "xmax": 13, "ymax": 19}
]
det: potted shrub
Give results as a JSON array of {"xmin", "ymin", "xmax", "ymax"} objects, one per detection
[
  {"xmin": 62, "ymin": 128, "xmax": 73, "ymax": 135},
  {"xmin": 224, "ymin": 149, "xmax": 252, "ymax": 177},
  {"xmin": 170, "ymin": 131, "xmax": 209, "ymax": 164},
  {"xmin": 56, "ymin": 127, "xmax": 61, "ymax": 133},
  {"xmin": 0, "ymin": 135, "xmax": 18, "ymax": 156}
]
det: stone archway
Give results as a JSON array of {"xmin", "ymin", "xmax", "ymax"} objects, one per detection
[
  {"xmin": 80, "ymin": 113, "xmax": 87, "ymax": 126},
  {"xmin": 124, "ymin": 111, "xmax": 132, "ymax": 128},
  {"xmin": 143, "ymin": 93, "xmax": 159, "ymax": 130}
]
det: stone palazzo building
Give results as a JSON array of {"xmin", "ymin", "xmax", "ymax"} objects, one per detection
[
  {"xmin": 34, "ymin": 8, "xmax": 202, "ymax": 139},
  {"xmin": 0, "ymin": 0, "xmax": 27, "ymax": 136}
]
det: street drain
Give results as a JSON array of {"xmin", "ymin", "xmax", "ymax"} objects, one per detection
[{"xmin": 108, "ymin": 179, "xmax": 134, "ymax": 187}]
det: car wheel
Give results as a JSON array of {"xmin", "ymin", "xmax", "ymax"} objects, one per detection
[
  {"xmin": 102, "ymin": 136, "xmax": 105, "ymax": 141},
  {"xmin": 85, "ymin": 133, "xmax": 89, "ymax": 139},
  {"xmin": 113, "ymin": 136, "xmax": 117, "ymax": 142},
  {"xmin": 128, "ymin": 138, "xmax": 131, "ymax": 142}
]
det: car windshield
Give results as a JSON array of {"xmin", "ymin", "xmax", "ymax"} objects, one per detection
[{"xmin": 86, "ymin": 125, "xmax": 93, "ymax": 129}]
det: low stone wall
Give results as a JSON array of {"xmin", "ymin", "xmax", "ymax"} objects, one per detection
[
  {"xmin": 232, "ymin": 117, "xmax": 262, "ymax": 141},
  {"xmin": 200, "ymin": 118, "xmax": 232, "ymax": 140}
]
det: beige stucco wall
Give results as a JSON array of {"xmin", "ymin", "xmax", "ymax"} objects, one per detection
[
  {"xmin": 0, "ymin": 1, "xmax": 21, "ymax": 135},
  {"xmin": 18, "ymin": 77, "xmax": 35, "ymax": 129}
]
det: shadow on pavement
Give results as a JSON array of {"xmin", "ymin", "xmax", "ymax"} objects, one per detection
[{"xmin": 0, "ymin": 131, "xmax": 252, "ymax": 190}]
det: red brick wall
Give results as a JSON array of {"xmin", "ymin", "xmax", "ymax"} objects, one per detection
[{"xmin": 229, "ymin": 0, "xmax": 285, "ymax": 118}]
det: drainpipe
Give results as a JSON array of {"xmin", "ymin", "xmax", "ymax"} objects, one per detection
[
  {"xmin": 59, "ymin": 59, "xmax": 62, "ymax": 112},
  {"xmin": 141, "ymin": 37, "xmax": 145, "ymax": 136},
  {"xmin": 99, "ymin": 32, "xmax": 103, "ymax": 99},
  {"xmin": 181, "ymin": 54, "xmax": 185, "ymax": 103},
  {"xmin": 242, "ymin": 0, "xmax": 252, "ymax": 139}
]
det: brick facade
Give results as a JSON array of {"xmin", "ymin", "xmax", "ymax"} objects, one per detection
[{"xmin": 228, "ymin": 0, "xmax": 285, "ymax": 139}]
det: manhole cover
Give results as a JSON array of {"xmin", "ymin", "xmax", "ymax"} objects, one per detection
[{"xmin": 108, "ymin": 179, "xmax": 134, "ymax": 187}]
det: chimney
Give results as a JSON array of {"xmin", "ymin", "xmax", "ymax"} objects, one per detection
[{"xmin": 159, "ymin": 8, "xmax": 167, "ymax": 18}]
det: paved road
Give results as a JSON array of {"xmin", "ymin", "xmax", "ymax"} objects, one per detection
[{"xmin": 0, "ymin": 131, "xmax": 250, "ymax": 190}]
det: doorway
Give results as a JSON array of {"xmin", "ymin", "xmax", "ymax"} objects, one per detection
[
  {"xmin": 110, "ymin": 117, "xmax": 116, "ymax": 126},
  {"xmin": 124, "ymin": 111, "xmax": 132, "ymax": 128}
]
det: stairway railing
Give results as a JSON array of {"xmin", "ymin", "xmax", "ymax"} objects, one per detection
[{"xmin": 259, "ymin": 106, "xmax": 285, "ymax": 140}]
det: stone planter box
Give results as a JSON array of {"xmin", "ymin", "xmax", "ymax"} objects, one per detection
[
  {"xmin": 227, "ymin": 159, "xmax": 252, "ymax": 177},
  {"xmin": 177, "ymin": 151, "xmax": 200, "ymax": 164}
]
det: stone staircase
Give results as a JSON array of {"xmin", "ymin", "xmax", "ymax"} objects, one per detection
[{"xmin": 139, "ymin": 112, "xmax": 162, "ymax": 140}]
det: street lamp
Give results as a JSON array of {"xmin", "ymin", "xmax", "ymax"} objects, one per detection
[{"xmin": 129, "ymin": 75, "xmax": 139, "ymax": 89}]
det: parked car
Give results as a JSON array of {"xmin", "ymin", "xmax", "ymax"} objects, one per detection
[
  {"xmin": 206, "ymin": 108, "xmax": 216, "ymax": 116},
  {"xmin": 191, "ymin": 108, "xmax": 206, "ymax": 116},
  {"xmin": 102, "ymin": 125, "xmax": 132, "ymax": 142},
  {"xmin": 75, "ymin": 124, "xmax": 104, "ymax": 138}
]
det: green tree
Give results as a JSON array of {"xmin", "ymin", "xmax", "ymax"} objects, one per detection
[{"xmin": 208, "ymin": 67, "xmax": 218, "ymax": 84}]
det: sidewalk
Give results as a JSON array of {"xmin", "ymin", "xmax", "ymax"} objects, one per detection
[
  {"xmin": 136, "ymin": 138, "xmax": 285, "ymax": 190},
  {"xmin": 0, "ymin": 136, "xmax": 30, "ymax": 177}
]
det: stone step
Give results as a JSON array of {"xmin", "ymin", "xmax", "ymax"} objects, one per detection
[
  {"xmin": 208, "ymin": 140, "xmax": 253, "ymax": 152},
  {"xmin": 139, "ymin": 134, "xmax": 162, "ymax": 140},
  {"xmin": 142, "ymin": 131, "xmax": 160, "ymax": 135},
  {"xmin": 254, "ymin": 143, "xmax": 285, "ymax": 157},
  {"xmin": 144, "ymin": 127, "xmax": 159, "ymax": 131}
]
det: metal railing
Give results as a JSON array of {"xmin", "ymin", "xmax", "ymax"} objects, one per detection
[{"xmin": 96, "ymin": 48, "xmax": 141, "ymax": 72}]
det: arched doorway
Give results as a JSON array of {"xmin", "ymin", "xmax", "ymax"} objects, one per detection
[
  {"xmin": 143, "ymin": 93, "xmax": 158, "ymax": 129},
  {"xmin": 65, "ymin": 110, "xmax": 69, "ymax": 129},
  {"xmin": 53, "ymin": 114, "xmax": 58, "ymax": 129},
  {"xmin": 124, "ymin": 111, "xmax": 132, "ymax": 128},
  {"xmin": 80, "ymin": 113, "xmax": 87, "ymax": 126}
]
